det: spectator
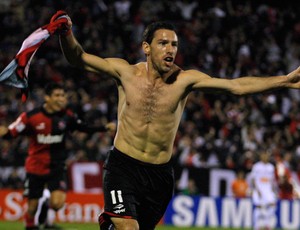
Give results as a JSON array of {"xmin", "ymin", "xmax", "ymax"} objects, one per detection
[
  {"xmin": 4, "ymin": 167, "xmax": 24, "ymax": 189},
  {"xmin": 231, "ymin": 169, "xmax": 249, "ymax": 198},
  {"xmin": 275, "ymin": 151, "xmax": 298, "ymax": 200},
  {"xmin": 250, "ymin": 149, "xmax": 278, "ymax": 230}
]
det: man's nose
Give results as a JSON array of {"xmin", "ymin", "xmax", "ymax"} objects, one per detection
[{"xmin": 166, "ymin": 44, "xmax": 174, "ymax": 54}]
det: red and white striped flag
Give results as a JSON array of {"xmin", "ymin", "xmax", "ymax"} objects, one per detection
[{"xmin": 0, "ymin": 15, "xmax": 68, "ymax": 102}]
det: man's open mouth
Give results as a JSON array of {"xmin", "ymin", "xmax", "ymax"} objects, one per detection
[{"xmin": 164, "ymin": 57, "xmax": 174, "ymax": 62}]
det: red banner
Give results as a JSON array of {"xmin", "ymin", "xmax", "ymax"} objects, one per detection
[
  {"xmin": 0, "ymin": 189, "xmax": 104, "ymax": 222},
  {"xmin": 68, "ymin": 162, "xmax": 104, "ymax": 193},
  {"xmin": 0, "ymin": 190, "xmax": 27, "ymax": 221}
]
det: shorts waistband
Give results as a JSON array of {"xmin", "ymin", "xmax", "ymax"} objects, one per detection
[{"xmin": 112, "ymin": 147, "xmax": 172, "ymax": 168}]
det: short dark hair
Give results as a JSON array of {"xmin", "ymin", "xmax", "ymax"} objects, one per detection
[
  {"xmin": 44, "ymin": 82, "xmax": 65, "ymax": 95},
  {"xmin": 142, "ymin": 21, "xmax": 176, "ymax": 44}
]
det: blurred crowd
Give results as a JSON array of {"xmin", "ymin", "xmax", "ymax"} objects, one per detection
[{"xmin": 1, "ymin": 0, "xmax": 300, "ymax": 194}]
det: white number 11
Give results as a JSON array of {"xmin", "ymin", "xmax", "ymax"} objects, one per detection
[{"xmin": 110, "ymin": 190, "xmax": 123, "ymax": 204}]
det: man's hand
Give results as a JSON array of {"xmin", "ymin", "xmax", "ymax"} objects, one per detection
[
  {"xmin": 287, "ymin": 66, "xmax": 300, "ymax": 87},
  {"xmin": 47, "ymin": 10, "xmax": 72, "ymax": 35},
  {"xmin": 0, "ymin": 126, "xmax": 8, "ymax": 137},
  {"xmin": 105, "ymin": 122, "xmax": 117, "ymax": 134},
  {"xmin": 50, "ymin": 10, "xmax": 68, "ymax": 23}
]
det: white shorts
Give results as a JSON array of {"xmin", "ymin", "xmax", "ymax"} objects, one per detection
[{"xmin": 252, "ymin": 190, "xmax": 276, "ymax": 206}]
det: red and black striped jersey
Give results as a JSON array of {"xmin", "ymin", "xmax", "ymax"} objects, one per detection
[{"xmin": 7, "ymin": 106, "xmax": 107, "ymax": 175}]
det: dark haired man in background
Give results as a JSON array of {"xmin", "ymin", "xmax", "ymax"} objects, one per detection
[{"xmin": 0, "ymin": 82, "xmax": 116, "ymax": 230}]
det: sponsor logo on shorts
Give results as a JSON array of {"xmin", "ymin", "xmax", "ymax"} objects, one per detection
[
  {"xmin": 113, "ymin": 204, "xmax": 125, "ymax": 214},
  {"xmin": 113, "ymin": 204, "xmax": 124, "ymax": 210}
]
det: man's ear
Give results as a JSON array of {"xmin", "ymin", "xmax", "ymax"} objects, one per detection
[
  {"xmin": 44, "ymin": 95, "xmax": 50, "ymax": 102},
  {"xmin": 142, "ymin": 41, "xmax": 150, "ymax": 55}
]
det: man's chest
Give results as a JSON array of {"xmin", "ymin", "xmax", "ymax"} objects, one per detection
[{"xmin": 123, "ymin": 79, "xmax": 185, "ymax": 114}]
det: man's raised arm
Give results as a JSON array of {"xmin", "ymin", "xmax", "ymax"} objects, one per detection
[{"xmin": 53, "ymin": 11, "xmax": 122, "ymax": 77}]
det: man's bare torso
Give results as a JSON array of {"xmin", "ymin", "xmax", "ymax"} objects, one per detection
[{"xmin": 114, "ymin": 62, "xmax": 189, "ymax": 164}]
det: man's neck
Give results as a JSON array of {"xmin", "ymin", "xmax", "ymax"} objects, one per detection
[{"xmin": 43, "ymin": 104, "xmax": 55, "ymax": 114}]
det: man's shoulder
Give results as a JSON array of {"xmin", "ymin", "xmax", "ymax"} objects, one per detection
[
  {"xmin": 254, "ymin": 161, "xmax": 265, "ymax": 166},
  {"xmin": 177, "ymin": 68, "xmax": 208, "ymax": 79},
  {"xmin": 134, "ymin": 62, "xmax": 146, "ymax": 69},
  {"xmin": 117, "ymin": 61, "xmax": 144, "ymax": 75},
  {"xmin": 252, "ymin": 161, "xmax": 263, "ymax": 169},
  {"xmin": 27, "ymin": 107, "xmax": 42, "ymax": 117}
]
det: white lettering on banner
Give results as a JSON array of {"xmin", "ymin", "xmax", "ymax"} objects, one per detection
[
  {"xmin": 64, "ymin": 203, "xmax": 82, "ymax": 222},
  {"xmin": 280, "ymin": 200, "xmax": 300, "ymax": 229},
  {"xmin": 169, "ymin": 196, "xmax": 300, "ymax": 228},
  {"xmin": 221, "ymin": 198, "xmax": 252, "ymax": 228},
  {"xmin": 57, "ymin": 205, "xmax": 67, "ymax": 222},
  {"xmin": 57, "ymin": 203, "xmax": 102, "ymax": 222},
  {"xmin": 195, "ymin": 197, "xmax": 218, "ymax": 227},
  {"xmin": 172, "ymin": 195, "xmax": 194, "ymax": 226},
  {"xmin": 84, "ymin": 204, "xmax": 101, "ymax": 222},
  {"xmin": 4, "ymin": 192, "xmax": 25, "ymax": 220},
  {"xmin": 0, "ymin": 191, "xmax": 104, "ymax": 222},
  {"xmin": 71, "ymin": 163, "xmax": 101, "ymax": 193},
  {"xmin": 209, "ymin": 169, "xmax": 235, "ymax": 197},
  {"xmin": 47, "ymin": 209, "xmax": 56, "ymax": 224}
]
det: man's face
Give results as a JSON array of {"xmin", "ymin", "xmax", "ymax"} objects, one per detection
[
  {"xmin": 260, "ymin": 151, "xmax": 270, "ymax": 163},
  {"xmin": 147, "ymin": 29, "xmax": 178, "ymax": 74},
  {"xmin": 45, "ymin": 89, "xmax": 67, "ymax": 112}
]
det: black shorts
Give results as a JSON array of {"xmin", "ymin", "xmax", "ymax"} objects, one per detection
[
  {"xmin": 23, "ymin": 170, "xmax": 67, "ymax": 199},
  {"xmin": 101, "ymin": 147, "xmax": 174, "ymax": 229}
]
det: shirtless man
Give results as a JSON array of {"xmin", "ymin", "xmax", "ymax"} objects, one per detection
[{"xmin": 53, "ymin": 10, "xmax": 300, "ymax": 230}]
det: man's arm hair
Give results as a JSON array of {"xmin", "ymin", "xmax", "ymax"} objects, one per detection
[{"xmin": 59, "ymin": 33, "xmax": 123, "ymax": 78}]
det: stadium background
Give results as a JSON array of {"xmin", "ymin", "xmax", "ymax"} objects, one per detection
[{"xmin": 1, "ymin": 0, "xmax": 300, "ymax": 229}]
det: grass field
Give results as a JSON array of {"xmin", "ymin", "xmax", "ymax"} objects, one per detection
[{"xmin": 0, "ymin": 221, "xmax": 245, "ymax": 230}]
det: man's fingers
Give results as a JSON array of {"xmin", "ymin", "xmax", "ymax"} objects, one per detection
[{"xmin": 50, "ymin": 10, "xmax": 68, "ymax": 23}]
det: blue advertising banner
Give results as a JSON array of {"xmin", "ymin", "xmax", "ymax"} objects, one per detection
[{"xmin": 164, "ymin": 195, "xmax": 300, "ymax": 229}]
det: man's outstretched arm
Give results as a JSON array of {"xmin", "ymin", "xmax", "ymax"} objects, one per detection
[
  {"xmin": 55, "ymin": 11, "xmax": 128, "ymax": 78},
  {"xmin": 187, "ymin": 67, "xmax": 300, "ymax": 95}
]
